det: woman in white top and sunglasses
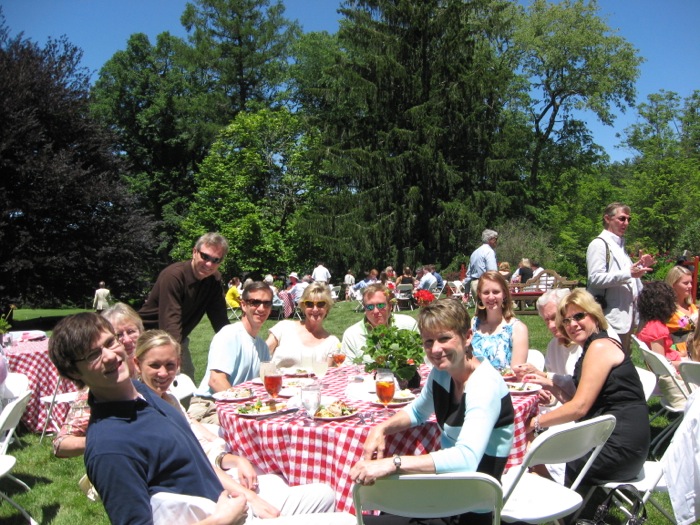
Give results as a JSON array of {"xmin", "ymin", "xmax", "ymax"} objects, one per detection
[{"xmin": 266, "ymin": 283, "xmax": 340, "ymax": 368}]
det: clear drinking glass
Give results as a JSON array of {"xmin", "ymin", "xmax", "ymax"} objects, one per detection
[
  {"xmin": 311, "ymin": 347, "xmax": 330, "ymax": 385},
  {"xmin": 300, "ymin": 382, "xmax": 322, "ymax": 425},
  {"xmin": 375, "ymin": 368, "xmax": 396, "ymax": 416}
]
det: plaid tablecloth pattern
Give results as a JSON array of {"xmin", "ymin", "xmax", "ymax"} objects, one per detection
[
  {"xmin": 277, "ymin": 290, "xmax": 295, "ymax": 318},
  {"xmin": 218, "ymin": 367, "xmax": 538, "ymax": 513},
  {"xmin": 5, "ymin": 340, "xmax": 78, "ymax": 433}
]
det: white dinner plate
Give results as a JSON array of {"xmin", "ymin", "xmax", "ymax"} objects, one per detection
[
  {"xmin": 313, "ymin": 410, "xmax": 359, "ymax": 421},
  {"xmin": 281, "ymin": 367, "xmax": 313, "ymax": 377},
  {"xmin": 507, "ymin": 382, "xmax": 542, "ymax": 395},
  {"xmin": 233, "ymin": 402, "xmax": 289, "ymax": 418},
  {"xmin": 213, "ymin": 388, "xmax": 254, "ymax": 402}
]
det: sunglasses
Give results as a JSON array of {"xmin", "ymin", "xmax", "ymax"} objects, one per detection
[
  {"xmin": 245, "ymin": 299, "xmax": 273, "ymax": 308},
  {"xmin": 303, "ymin": 300, "xmax": 327, "ymax": 309},
  {"xmin": 562, "ymin": 312, "xmax": 588, "ymax": 326},
  {"xmin": 616, "ymin": 216, "xmax": 632, "ymax": 223},
  {"xmin": 364, "ymin": 303, "xmax": 387, "ymax": 311},
  {"xmin": 197, "ymin": 249, "xmax": 223, "ymax": 264}
]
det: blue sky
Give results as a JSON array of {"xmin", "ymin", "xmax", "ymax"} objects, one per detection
[{"xmin": 2, "ymin": 0, "xmax": 698, "ymax": 162}]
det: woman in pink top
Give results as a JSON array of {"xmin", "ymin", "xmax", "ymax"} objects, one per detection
[{"xmin": 636, "ymin": 281, "xmax": 689, "ymax": 409}]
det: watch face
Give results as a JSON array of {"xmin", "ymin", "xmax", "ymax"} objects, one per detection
[{"xmin": 394, "ymin": 456, "xmax": 401, "ymax": 469}]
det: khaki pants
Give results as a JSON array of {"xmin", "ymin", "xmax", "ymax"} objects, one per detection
[{"xmin": 187, "ymin": 396, "xmax": 219, "ymax": 425}]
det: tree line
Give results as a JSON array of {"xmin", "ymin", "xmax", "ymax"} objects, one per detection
[{"xmin": 1, "ymin": 0, "xmax": 699, "ymax": 307}]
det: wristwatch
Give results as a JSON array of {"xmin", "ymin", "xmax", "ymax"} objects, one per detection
[{"xmin": 393, "ymin": 455, "xmax": 402, "ymax": 472}]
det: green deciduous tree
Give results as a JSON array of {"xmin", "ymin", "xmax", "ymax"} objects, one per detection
[
  {"xmin": 0, "ymin": 21, "xmax": 158, "ymax": 306},
  {"xmin": 176, "ymin": 108, "xmax": 321, "ymax": 276}
]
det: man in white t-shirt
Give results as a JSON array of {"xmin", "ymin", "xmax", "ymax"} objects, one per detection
[
  {"xmin": 189, "ymin": 282, "xmax": 273, "ymax": 424},
  {"xmin": 311, "ymin": 262, "xmax": 331, "ymax": 284},
  {"xmin": 341, "ymin": 283, "xmax": 418, "ymax": 360}
]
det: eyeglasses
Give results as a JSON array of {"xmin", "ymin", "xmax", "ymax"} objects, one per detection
[
  {"xmin": 303, "ymin": 300, "xmax": 327, "ymax": 309},
  {"xmin": 616, "ymin": 216, "xmax": 631, "ymax": 223},
  {"xmin": 116, "ymin": 328, "xmax": 140, "ymax": 341},
  {"xmin": 364, "ymin": 303, "xmax": 387, "ymax": 311},
  {"xmin": 562, "ymin": 312, "xmax": 588, "ymax": 326},
  {"xmin": 245, "ymin": 299, "xmax": 273, "ymax": 308},
  {"xmin": 197, "ymin": 249, "xmax": 223, "ymax": 264},
  {"xmin": 77, "ymin": 336, "xmax": 122, "ymax": 366}
]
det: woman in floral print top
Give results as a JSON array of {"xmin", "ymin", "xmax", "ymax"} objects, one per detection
[{"xmin": 665, "ymin": 265, "xmax": 698, "ymax": 354}]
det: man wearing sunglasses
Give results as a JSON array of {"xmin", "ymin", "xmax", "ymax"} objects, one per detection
[
  {"xmin": 139, "ymin": 232, "xmax": 230, "ymax": 379},
  {"xmin": 586, "ymin": 202, "xmax": 655, "ymax": 353},
  {"xmin": 189, "ymin": 282, "xmax": 273, "ymax": 424},
  {"xmin": 341, "ymin": 283, "xmax": 418, "ymax": 361}
]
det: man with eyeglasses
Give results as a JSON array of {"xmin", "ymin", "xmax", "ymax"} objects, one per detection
[
  {"xmin": 587, "ymin": 202, "xmax": 655, "ymax": 353},
  {"xmin": 189, "ymin": 282, "xmax": 273, "ymax": 424},
  {"xmin": 341, "ymin": 283, "xmax": 418, "ymax": 361},
  {"xmin": 139, "ymin": 232, "xmax": 230, "ymax": 379}
]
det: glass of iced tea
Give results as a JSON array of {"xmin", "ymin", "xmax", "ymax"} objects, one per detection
[
  {"xmin": 375, "ymin": 368, "xmax": 396, "ymax": 416},
  {"xmin": 260, "ymin": 361, "xmax": 282, "ymax": 401}
]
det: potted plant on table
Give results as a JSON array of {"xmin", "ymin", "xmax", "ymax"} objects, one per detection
[
  {"xmin": 0, "ymin": 305, "xmax": 15, "ymax": 347},
  {"xmin": 413, "ymin": 289, "xmax": 436, "ymax": 307},
  {"xmin": 357, "ymin": 322, "xmax": 425, "ymax": 389}
]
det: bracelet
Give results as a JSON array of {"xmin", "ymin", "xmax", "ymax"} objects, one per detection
[
  {"xmin": 534, "ymin": 415, "xmax": 544, "ymax": 435},
  {"xmin": 215, "ymin": 451, "xmax": 228, "ymax": 470}
]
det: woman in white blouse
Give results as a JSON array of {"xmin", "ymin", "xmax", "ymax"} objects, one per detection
[{"xmin": 266, "ymin": 283, "xmax": 339, "ymax": 368}]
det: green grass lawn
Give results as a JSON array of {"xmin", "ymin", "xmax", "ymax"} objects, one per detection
[{"xmin": 0, "ymin": 302, "xmax": 676, "ymax": 524}]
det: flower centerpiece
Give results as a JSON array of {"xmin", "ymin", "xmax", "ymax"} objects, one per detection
[
  {"xmin": 356, "ymin": 322, "xmax": 424, "ymax": 387},
  {"xmin": 413, "ymin": 289, "xmax": 436, "ymax": 307},
  {"xmin": 0, "ymin": 305, "xmax": 15, "ymax": 346}
]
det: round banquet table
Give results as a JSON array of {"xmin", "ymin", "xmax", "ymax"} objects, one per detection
[
  {"xmin": 217, "ymin": 366, "xmax": 538, "ymax": 513},
  {"xmin": 4, "ymin": 339, "xmax": 78, "ymax": 433}
]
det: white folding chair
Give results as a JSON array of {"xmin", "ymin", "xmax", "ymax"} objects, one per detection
[
  {"xmin": 1, "ymin": 372, "xmax": 29, "ymax": 399},
  {"xmin": 394, "ymin": 283, "xmax": 414, "ymax": 311},
  {"xmin": 330, "ymin": 285, "xmax": 341, "ymax": 301},
  {"xmin": 0, "ymin": 455, "xmax": 38, "ymax": 525},
  {"xmin": 227, "ymin": 306, "xmax": 242, "ymax": 321},
  {"xmin": 679, "ymin": 360, "xmax": 700, "ymax": 392},
  {"xmin": 526, "ymin": 349, "xmax": 545, "ymax": 371},
  {"xmin": 39, "ymin": 377, "xmax": 79, "ymax": 443},
  {"xmin": 634, "ymin": 336, "xmax": 689, "ymax": 457},
  {"xmin": 447, "ymin": 281, "xmax": 465, "ymax": 301},
  {"xmin": 501, "ymin": 414, "xmax": 616, "ymax": 523},
  {"xmin": 635, "ymin": 366, "xmax": 658, "ymax": 402},
  {"xmin": 170, "ymin": 374, "xmax": 197, "ymax": 401},
  {"xmin": 0, "ymin": 390, "xmax": 31, "ymax": 456},
  {"xmin": 352, "ymin": 472, "xmax": 502, "ymax": 525}
]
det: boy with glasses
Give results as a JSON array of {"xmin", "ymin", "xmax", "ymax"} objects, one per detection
[
  {"xmin": 139, "ymin": 232, "xmax": 230, "ymax": 379},
  {"xmin": 189, "ymin": 282, "xmax": 273, "ymax": 424},
  {"xmin": 341, "ymin": 283, "xmax": 418, "ymax": 361}
]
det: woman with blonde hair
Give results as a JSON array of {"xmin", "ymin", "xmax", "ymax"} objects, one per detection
[
  {"xmin": 266, "ymin": 282, "xmax": 339, "ymax": 368},
  {"xmin": 471, "ymin": 271, "xmax": 528, "ymax": 369},
  {"xmin": 526, "ymin": 288, "xmax": 649, "ymax": 489},
  {"xmin": 664, "ymin": 265, "xmax": 698, "ymax": 348}
]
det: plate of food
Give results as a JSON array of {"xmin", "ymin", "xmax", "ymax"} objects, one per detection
[
  {"xmin": 233, "ymin": 400, "xmax": 289, "ymax": 418},
  {"xmin": 314, "ymin": 400, "xmax": 358, "ymax": 421},
  {"xmin": 370, "ymin": 389, "xmax": 416, "ymax": 407},
  {"xmin": 283, "ymin": 378, "xmax": 315, "ymax": 388},
  {"xmin": 281, "ymin": 367, "xmax": 313, "ymax": 378},
  {"xmin": 213, "ymin": 387, "xmax": 254, "ymax": 402},
  {"xmin": 507, "ymin": 382, "xmax": 542, "ymax": 395}
]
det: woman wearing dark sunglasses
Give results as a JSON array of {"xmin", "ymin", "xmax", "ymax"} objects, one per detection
[
  {"xmin": 266, "ymin": 283, "xmax": 339, "ymax": 369},
  {"xmin": 524, "ymin": 288, "xmax": 649, "ymax": 490}
]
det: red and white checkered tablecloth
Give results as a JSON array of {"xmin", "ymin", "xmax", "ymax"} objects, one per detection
[
  {"xmin": 218, "ymin": 366, "xmax": 538, "ymax": 513},
  {"xmin": 5, "ymin": 339, "xmax": 78, "ymax": 433}
]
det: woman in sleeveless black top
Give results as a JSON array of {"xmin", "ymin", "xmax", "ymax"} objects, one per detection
[{"xmin": 526, "ymin": 288, "xmax": 649, "ymax": 486}]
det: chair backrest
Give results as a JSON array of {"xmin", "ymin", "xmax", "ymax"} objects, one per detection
[
  {"xmin": 635, "ymin": 336, "xmax": 688, "ymax": 400},
  {"xmin": 352, "ymin": 472, "xmax": 502, "ymax": 525},
  {"xmin": 679, "ymin": 361, "xmax": 700, "ymax": 392},
  {"xmin": 635, "ymin": 366, "xmax": 658, "ymax": 401},
  {"xmin": 503, "ymin": 414, "xmax": 616, "ymax": 501},
  {"xmin": 0, "ymin": 390, "xmax": 32, "ymax": 455},
  {"xmin": 396, "ymin": 283, "xmax": 413, "ymax": 294},
  {"xmin": 170, "ymin": 374, "xmax": 197, "ymax": 401},
  {"xmin": 331, "ymin": 285, "xmax": 341, "ymax": 299},
  {"xmin": 1, "ymin": 372, "xmax": 30, "ymax": 399},
  {"xmin": 151, "ymin": 492, "xmax": 216, "ymax": 525},
  {"xmin": 526, "ymin": 349, "xmax": 546, "ymax": 371},
  {"xmin": 448, "ymin": 281, "xmax": 464, "ymax": 294}
]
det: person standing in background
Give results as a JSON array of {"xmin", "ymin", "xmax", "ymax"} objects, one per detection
[
  {"xmin": 586, "ymin": 203, "xmax": 655, "ymax": 353},
  {"xmin": 139, "ymin": 232, "xmax": 230, "ymax": 379},
  {"xmin": 311, "ymin": 261, "xmax": 331, "ymax": 285},
  {"xmin": 93, "ymin": 281, "xmax": 110, "ymax": 313},
  {"xmin": 466, "ymin": 229, "xmax": 499, "ymax": 300}
]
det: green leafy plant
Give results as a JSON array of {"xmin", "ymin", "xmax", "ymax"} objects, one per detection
[
  {"xmin": 357, "ymin": 322, "xmax": 425, "ymax": 381},
  {"xmin": 0, "ymin": 305, "xmax": 15, "ymax": 334}
]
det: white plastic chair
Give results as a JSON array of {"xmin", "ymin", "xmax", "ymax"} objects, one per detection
[
  {"xmin": 227, "ymin": 306, "xmax": 241, "ymax": 321},
  {"xmin": 0, "ymin": 455, "xmax": 39, "ymax": 524},
  {"xmin": 394, "ymin": 283, "xmax": 414, "ymax": 311},
  {"xmin": 447, "ymin": 281, "xmax": 465, "ymax": 301},
  {"xmin": 151, "ymin": 491, "xmax": 216, "ymax": 525},
  {"xmin": 39, "ymin": 377, "xmax": 79, "ymax": 443},
  {"xmin": 501, "ymin": 414, "xmax": 617, "ymax": 523},
  {"xmin": 352, "ymin": 472, "xmax": 502, "ymax": 525},
  {"xmin": 526, "ymin": 349, "xmax": 545, "ymax": 371},
  {"xmin": 635, "ymin": 366, "xmax": 658, "ymax": 402},
  {"xmin": 0, "ymin": 390, "xmax": 32, "ymax": 456},
  {"xmin": 634, "ymin": 336, "xmax": 688, "ymax": 457},
  {"xmin": 679, "ymin": 361, "xmax": 700, "ymax": 392},
  {"xmin": 1, "ymin": 372, "xmax": 29, "ymax": 399},
  {"xmin": 330, "ymin": 285, "xmax": 341, "ymax": 301},
  {"xmin": 170, "ymin": 374, "xmax": 197, "ymax": 401}
]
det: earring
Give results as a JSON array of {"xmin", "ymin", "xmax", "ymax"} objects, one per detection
[{"xmin": 477, "ymin": 300, "xmax": 486, "ymax": 310}]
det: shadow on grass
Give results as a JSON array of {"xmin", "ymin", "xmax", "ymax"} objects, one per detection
[{"xmin": 11, "ymin": 316, "xmax": 68, "ymax": 332}]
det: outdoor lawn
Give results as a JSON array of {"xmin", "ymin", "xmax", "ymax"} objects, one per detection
[{"xmin": 0, "ymin": 300, "xmax": 676, "ymax": 524}]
